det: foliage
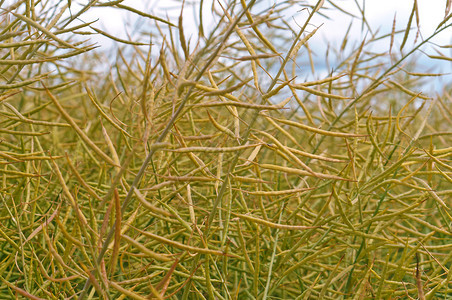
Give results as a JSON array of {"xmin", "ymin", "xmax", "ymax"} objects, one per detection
[{"xmin": 1, "ymin": 0, "xmax": 452, "ymax": 299}]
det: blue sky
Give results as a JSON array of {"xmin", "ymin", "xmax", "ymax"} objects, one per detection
[
  {"xmin": 74, "ymin": 0, "xmax": 451, "ymax": 73},
  {"xmin": 77, "ymin": 0, "xmax": 451, "ymax": 46},
  {"xmin": 7, "ymin": 0, "xmax": 447, "ymax": 88}
]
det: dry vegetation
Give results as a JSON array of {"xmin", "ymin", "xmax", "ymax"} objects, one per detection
[{"xmin": 1, "ymin": 0, "xmax": 452, "ymax": 299}]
